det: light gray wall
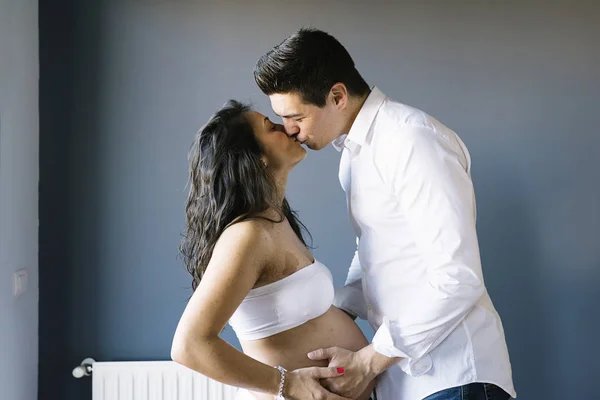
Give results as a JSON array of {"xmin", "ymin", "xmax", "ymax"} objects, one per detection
[
  {"xmin": 0, "ymin": 0, "xmax": 39, "ymax": 399},
  {"xmin": 39, "ymin": 1, "xmax": 599, "ymax": 399}
]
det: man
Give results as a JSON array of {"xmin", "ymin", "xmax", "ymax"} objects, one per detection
[{"xmin": 254, "ymin": 28, "xmax": 516, "ymax": 400}]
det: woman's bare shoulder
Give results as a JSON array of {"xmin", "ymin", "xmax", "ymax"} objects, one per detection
[{"xmin": 216, "ymin": 218, "xmax": 276, "ymax": 259}]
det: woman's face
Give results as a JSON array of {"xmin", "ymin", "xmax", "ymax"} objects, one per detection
[{"xmin": 246, "ymin": 111, "xmax": 307, "ymax": 171}]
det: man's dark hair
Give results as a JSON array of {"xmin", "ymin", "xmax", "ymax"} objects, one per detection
[{"xmin": 254, "ymin": 28, "xmax": 370, "ymax": 107}]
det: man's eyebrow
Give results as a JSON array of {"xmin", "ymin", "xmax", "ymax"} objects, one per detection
[{"xmin": 275, "ymin": 112, "xmax": 303, "ymax": 119}]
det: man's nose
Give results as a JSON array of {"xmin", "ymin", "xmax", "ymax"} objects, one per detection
[{"xmin": 283, "ymin": 120, "xmax": 300, "ymax": 137}]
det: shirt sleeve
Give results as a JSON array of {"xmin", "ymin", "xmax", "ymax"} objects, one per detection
[
  {"xmin": 333, "ymin": 237, "xmax": 368, "ymax": 320},
  {"xmin": 371, "ymin": 126, "xmax": 485, "ymax": 373}
]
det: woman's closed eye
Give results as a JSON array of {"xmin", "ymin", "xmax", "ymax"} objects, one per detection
[{"xmin": 270, "ymin": 122, "xmax": 284, "ymax": 132}]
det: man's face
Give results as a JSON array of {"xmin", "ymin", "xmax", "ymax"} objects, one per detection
[{"xmin": 269, "ymin": 92, "xmax": 342, "ymax": 151}]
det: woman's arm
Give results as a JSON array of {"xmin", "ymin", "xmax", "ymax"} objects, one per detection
[{"xmin": 171, "ymin": 220, "xmax": 347, "ymax": 399}]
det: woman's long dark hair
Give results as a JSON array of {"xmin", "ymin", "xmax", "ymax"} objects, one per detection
[{"xmin": 181, "ymin": 100, "xmax": 310, "ymax": 291}]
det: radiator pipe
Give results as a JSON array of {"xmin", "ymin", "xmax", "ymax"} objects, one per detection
[{"xmin": 72, "ymin": 358, "xmax": 96, "ymax": 378}]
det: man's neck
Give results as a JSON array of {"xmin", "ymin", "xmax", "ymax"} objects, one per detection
[{"xmin": 340, "ymin": 91, "xmax": 370, "ymax": 136}]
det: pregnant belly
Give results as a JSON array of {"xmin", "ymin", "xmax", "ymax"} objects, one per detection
[{"xmin": 239, "ymin": 306, "xmax": 374, "ymax": 400}]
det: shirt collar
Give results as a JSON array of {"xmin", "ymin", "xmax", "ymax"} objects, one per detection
[
  {"xmin": 331, "ymin": 87, "xmax": 386, "ymax": 153},
  {"xmin": 332, "ymin": 134, "xmax": 348, "ymax": 152}
]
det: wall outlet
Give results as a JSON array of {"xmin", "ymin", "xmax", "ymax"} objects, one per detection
[{"xmin": 13, "ymin": 269, "xmax": 28, "ymax": 297}]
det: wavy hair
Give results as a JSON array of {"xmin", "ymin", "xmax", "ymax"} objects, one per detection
[{"xmin": 180, "ymin": 100, "xmax": 310, "ymax": 291}]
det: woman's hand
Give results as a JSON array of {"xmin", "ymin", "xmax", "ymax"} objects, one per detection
[{"xmin": 284, "ymin": 366, "xmax": 351, "ymax": 400}]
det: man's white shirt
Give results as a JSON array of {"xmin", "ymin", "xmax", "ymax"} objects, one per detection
[{"xmin": 332, "ymin": 87, "xmax": 516, "ymax": 400}]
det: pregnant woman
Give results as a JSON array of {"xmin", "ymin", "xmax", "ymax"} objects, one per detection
[{"xmin": 171, "ymin": 100, "xmax": 375, "ymax": 400}]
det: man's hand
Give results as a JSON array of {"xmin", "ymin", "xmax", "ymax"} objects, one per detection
[
  {"xmin": 284, "ymin": 366, "xmax": 352, "ymax": 400},
  {"xmin": 307, "ymin": 347, "xmax": 375, "ymax": 399}
]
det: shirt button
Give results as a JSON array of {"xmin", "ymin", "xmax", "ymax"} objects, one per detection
[
  {"xmin": 362, "ymin": 267, "xmax": 366, "ymax": 272},
  {"xmin": 351, "ymin": 195, "xmax": 356, "ymax": 200},
  {"xmin": 367, "ymin": 305, "xmax": 372, "ymax": 311}
]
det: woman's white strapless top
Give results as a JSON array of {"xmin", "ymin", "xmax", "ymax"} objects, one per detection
[{"xmin": 229, "ymin": 260, "xmax": 334, "ymax": 341}]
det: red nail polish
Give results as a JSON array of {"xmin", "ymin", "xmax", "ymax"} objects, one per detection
[{"xmin": 337, "ymin": 367, "xmax": 344, "ymax": 374}]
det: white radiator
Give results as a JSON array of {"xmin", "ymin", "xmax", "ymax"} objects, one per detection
[{"xmin": 74, "ymin": 359, "xmax": 239, "ymax": 400}]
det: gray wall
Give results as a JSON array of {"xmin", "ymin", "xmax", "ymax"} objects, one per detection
[
  {"xmin": 0, "ymin": 0, "xmax": 39, "ymax": 399},
  {"xmin": 39, "ymin": 1, "xmax": 599, "ymax": 399}
]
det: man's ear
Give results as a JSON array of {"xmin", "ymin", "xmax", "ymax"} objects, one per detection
[{"xmin": 330, "ymin": 83, "xmax": 348, "ymax": 110}]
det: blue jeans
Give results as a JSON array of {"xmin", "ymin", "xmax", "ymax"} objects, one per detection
[{"xmin": 423, "ymin": 383, "xmax": 510, "ymax": 400}]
